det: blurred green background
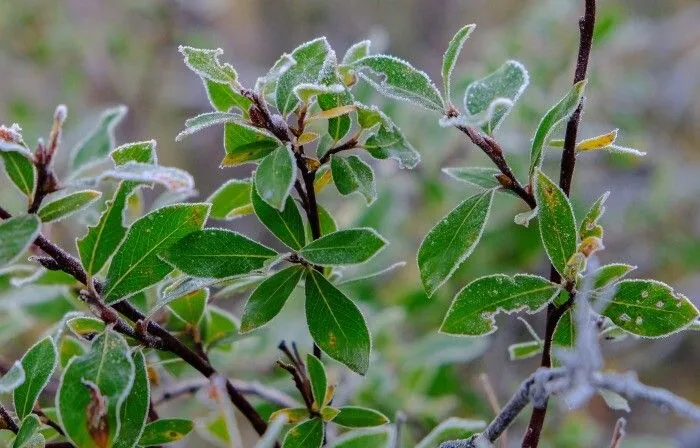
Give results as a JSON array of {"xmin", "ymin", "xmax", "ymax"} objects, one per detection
[{"xmin": 1, "ymin": 0, "xmax": 700, "ymax": 446}]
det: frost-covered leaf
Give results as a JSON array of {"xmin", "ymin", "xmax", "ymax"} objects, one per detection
[
  {"xmin": 57, "ymin": 330, "xmax": 134, "ymax": 448},
  {"xmin": 12, "ymin": 414, "xmax": 41, "ymax": 448},
  {"xmin": 254, "ymin": 145, "xmax": 296, "ymax": 210},
  {"xmin": 442, "ymin": 25, "xmax": 476, "ymax": 103},
  {"xmin": 514, "ymin": 207, "xmax": 539, "ymax": 227},
  {"xmin": 104, "ymin": 203, "xmax": 208, "ymax": 303},
  {"xmin": 252, "ymin": 183, "xmax": 306, "ymax": 250},
  {"xmin": 0, "ymin": 361, "xmax": 25, "ymax": 394},
  {"xmin": 160, "ymin": 276, "xmax": 231, "ymax": 306},
  {"xmin": 59, "ymin": 337, "xmax": 86, "ymax": 369},
  {"xmin": 579, "ymin": 191, "xmax": 609, "ymax": 239},
  {"xmin": 139, "ymin": 418, "xmax": 194, "ymax": 446},
  {"xmin": 0, "ymin": 149, "xmax": 35, "ymax": 198},
  {"xmin": 203, "ymin": 78, "xmax": 252, "ymax": 114},
  {"xmin": 553, "ymin": 308, "xmax": 575, "ymax": 348},
  {"xmin": 110, "ymin": 140, "xmax": 157, "ymax": 166},
  {"xmin": 71, "ymin": 105, "xmax": 127, "ymax": 172},
  {"xmin": 276, "ymin": 38, "xmax": 333, "ymax": 116},
  {"xmin": 597, "ymin": 280, "xmax": 699, "ymax": 338},
  {"xmin": 169, "ymin": 289, "xmax": 208, "ymax": 325},
  {"xmin": 587, "ymin": 263, "xmax": 636, "ymax": 290},
  {"xmin": 66, "ymin": 316, "xmax": 106, "ymax": 339},
  {"xmin": 332, "ymin": 407, "xmax": 388, "ymax": 428},
  {"xmin": 330, "ymin": 428, "xmax": 391, "ymax": 448},
  {"xmin": 416, "ymin": 418, "xmax": 486, "ymax": 448},
  {"xmin": 200, "ymin": 306, "xmax": 239, "ymax": 349},
  {"xmin": 175, "ymin": 112, "xmax": 239, "ymax": 142},
  {"xmin": 0, "ymin": 215, "xmax": 40, "ymax": 267},
  {"xmin": 534, "ymin": 169, "xmax": 578, "ymax": 277},
  {"xmin": 441, "ymin": 274, "xmax": 560, "ymax": 336},
  {"xmin": 300, "ymin": 228, "xmax": 387, "ymax": 266},
  {"xmin": 37, "ymin": 190, "xmax": 101, "ymax": 223},
  {"xmin": 14, "ymin": 337, "xmax": 57, "ymax": 419},
  {"xmin": 342, "ymin": 41, "xmax": 371, "ymax": 65},
  {"xmin": 577, "ymin": 129, "xmax": 618, "ymax": 151},
  {"xmin": 353, "ymin": 55, "xmax": 443, "ymax": 112},
  {"xmin": 240, "ymin": 265, "xmax": 304, "ymax": 333},
  {"xmin": 221, "ymin": 122, "xmax": 282, "ymax": 167},
  {"xmin": 113, "ymin": 350, "xmax": 149, "ymax": 448},
  {"xmin": 337, "ymin": 261, "xmax": 405, "ymax": 286},
  {"xmin": 305, "ymin": 269, "xmax": 371, "ymax": 375},
  {"xmin": 508, "ymin": 341, "xmax": 543, "ymax": 361},
  {"xmin": 161, "ymin": 228, "xmax": 277, "ymax": 279},
  {"xmin": 269, "ymin": 407, "xmax": 309, "ymax": 426},
  {"xmin": 442, "ymin": 167, "xmax": 501, "ymax": 190},
  {"xmin": 599, "ymin": 389, "xmax": 631, "ymax": 412},
  {"xmin": 293, "ymin": 83, "xmax": 344, "ymax": 104},
  {"xmin": 317, "ymin": 70, "xmax": 354, "ymax": 142},
  {"xmin": 99, "ymin": 162, "xmax": 194, "ymax": 193},
  {"xmin": 528, "ymin": 80, "xmax": 587, "ymax": 179},
  {"xmin": 306, "ymin": 354, "xmax": 327, "ymax": 409},
  {"xmin": 331, "ymin": 155, "xmax": 376, "ymax": 205},
  {"xmin": 363, "ymin": 120, "xmax": 420, "ymax": 169},
  {"xmin": 418, "ymin": 189, "xmax": 494, "ymax": 297},
  {"xmin": 283, "ymin": 418, "xmax": 323, "ymax": 448},
  {"xmin": 256, "ymin": 53, "xmax": 296, "ymax": 97},
  {"xmin": 207, "ymin": 179, "xmax": 252, "ymax": 220},
  {"xmin": 179, "ymin": 46, "xmax": 236, "ymax": 84},
  {"xmin": 463, "ymin": 60, "xmax": 529, "ymax": 134}
]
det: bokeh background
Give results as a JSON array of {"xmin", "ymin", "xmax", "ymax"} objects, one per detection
[{"xmin": 1, "ymin": 0, "xmax": 700, "ymax": 446}]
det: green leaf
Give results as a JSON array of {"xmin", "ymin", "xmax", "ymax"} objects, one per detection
[
  {"xmin": 580, "ymin": 191, "xmax": 609, "ymax": 239},
  {"xmin": 269, "ymin": 407, "xmax": 310, "ymax": 426},
  {"xmin": 416, "ymin": 418, "xmax": 486, "ymax": 448},
  {"xmin": 305, "ymin": 269, "xmax": 371, "ymax": 374},
  {"xmin": 318, "ymin": 70, "xmax": 354, "ymax": 142},
  {"xmin": 330, "ymin": 428, "xmax": 390, "ymax": 448},
  {"xmin": 363, "ymin": 122, "xmax": 420, "ymax": 170},
  {"xmin": 175, "ymin": 112, "xmax": 239, "ymax": 142},
  {"xmin": 508, "ymin": 341, "xmax": 543, "ymax": 361},
  {"xmin": 221, "ymin": 122, "xmax": 281, "ymax": 167},
  {"xmin": 240, "ymin": 266, "xmax": 305, "ymax": 333},
  {"xmin": 113, "ymin": 350, "xmax": 149, "ymax": 448},
  {"xmin": 139, "ymin": 418, "xmax": 194, "ymax": 446},
  {"xmin": 0, "ymin": 150, "xmax": 35, "ymax": 198},
  {"xmin": 37, "ymin": 190, "xmax": 101, "ymax": 223},
  {"xmin": 331, "ymin": 155, "xmax": 376, "ymax": 205},
  {"xmin": 417, "ymin": 189, "xmax": 494, "ymax": 297},
  {"xmin": 256, "ymin": 53, "xmax": 296, "ymax": 98},
  {"xmin": 98, "ymin": 162, "xmax": 194, "ymax": 193},
  {"xmin": 300, "ymin": 228, "xmax": 387, "ymax": 266},
  {"xmin": 442, "ymin": 166, "xmax": 501, "ymax": 189},
  {"xmin": 13, "ymin": 414, "xmax": 41, "ymax": 448},
  {"xmin": 57, "ymin": 331, "xmax": 134, "ymax": 448},
  {"xmin": 552, "ymin": 308, "xmax": 575, "ymax": 348},
  {"xmin": 534, "ymin": 169, "xmax": 578, "ymax": 277},
  {"xmin": 200, "ymin": 305, "xmax": 239, "ymax": 349},
  {"xmin": 353, "ymin": 55, "xmax": 444, "ymax": 112},
  {"xmin": 70, "ymin": 105, "xmax": 127, "ymax": 172},
  {"xmin": 161, "ymin": 228, "xmax": 277, "ymax": 279},
  {"xmin": 442, "ymin": 24, "xmax": 476, "ymax": 102},
  {"xmin": 276, "ymin": 37, "xmax": 333, "ymax": 116},
  {"xmin": 110, "ymin": 140, "xmax": 157, "ymax": 166},
  {"xmin": 597, "ymin": 279, "xmax": 699, "ymax": 337},
  {"xmin": 254, "ymin": 145, "xmax": 296, "ymax": 210},
  {"xmin": 342, "ymin": 41, "xmax": 371, "ymax": 65},
  {"xmin": 169, "ymin": 288, "xmax": 208, "ymax": 325},
  {"xmin": 0, "ymin": 215, "xmax": 40, "ymax": 267},
  {"xmin": 0, "ymin": 361, "xmax": 25, "ymax": 394},
  {"xmin": 332, "ymin": 406, "xmax": 388, "ymax": 428},
  {"xmin": 207, "ymin": 179, "xmax": 252, "ymax": 220},
  {"xmin": 178, "ymin": 46, "xmax": 237, "ymax": 84},
  {"xmin": 463, "ymin": 60, "xmax": 529, "ymax": 134},
  {"xmin": 251, "ymin": 183, "xmax": 306, "ymax": 250},
  {"xmin": 528, "ymin": 80, "xmax": 587, "ymax": 179},
  {"xmin": 306, "ymin": 354, "xmax": 327, "ymax": 409},
  {"xmin": 441, "ymin": 274, "xmax": 560, "ymax": 336},
  {"xmin": 14, "ymin": 337, "xmax": 57, "ymax": 419},
  {"xmin": 588, "ymin": 263, "xmax": 636, "ymax": 290},
  {"xmin": 77, "ymin": 182, "xmax": 138, "ymax": 276},
  {"xmin": 104, "ymin": 203, "xmax": 209, "ymax": 303},
  {"xmin": 59, "ymin": 337, "xmax": 86, "ymax": 369},
  {"xmin": 283, "ymin": 418, "xmax": 323, "ymax": 448},
  {"xmin": 67, "ymin": 316, "xmax": 106, "ymax": 339},
  {"xmin": 203, "ymin": 78, "xmax": 252, "ymax": 114}
]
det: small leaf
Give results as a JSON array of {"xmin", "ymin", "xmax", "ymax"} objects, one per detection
[
  {"xmin": 588, "ymin": 263, "xmax": 636, "ymax": 290},
  {"xmin": 255, "ymin": 145, "xmax": 296, "ymax": 210},
  {"xmin": 169, "ymin": 289, "xmax": 208, "ymax": 325},
  {"xmin": 441, "ymin": 274, "xmax": 560, "ymax": 336},
  {"xmin": 203, "ymin": 78, "xmax": 252, "ymax": 114},
  {"xmin": 418, "ymin": 189, "xmax": 494, "ymax": 297},
  {"xmin": 283, "ymin": 418, "xmax": 323, "ymax": 448},
  {"xmin": 342, "ymin": 41, "xmax": 371, "ymax": 65},
  {"xmin": 0, "ymin": 215, "xmax": 40, "ymax": 267},
  {"xmin": 331, "ymin": 155, "xmax": 377, "ymax": 205},
  {"xmin": 353, "ymin": 55, "xmax": 444, "ymax": 112},
  {"xmin": 597, "ymin": 279, "xmax": 699, "ymax": 338},
  {"xmin": 201, "ymin": 306, "xmax": 239, "ymax": 349},
  {"xmin": 104, "ymin": 203, "xmax": 209, "ymax": 303},
  {"xmin": 309, "ymin": 105, "xmax": 357, "ymax": 121},
  {"xmin": 67, "ymin": 316, "xmax": 106, "ymax": 339},
  {"xmin": 0, "ymin": 361, "xmax": 25, "ymax": 394},
  {"xmin": 98, "ymin": 162, "xmax": 195, "ymax": 193},
  {"xmin": 442, "ymin": 166, "xmax": 501, "ymax": 189},
  {"xmin": 276, "ymin": 38, "xmax": 333, "ymax": 116},
  {"xmin": 293, "ymin": 83, "xmax": 344, "ymax": 104},
  {"xmin": 297, "ymin": 131, "xmax": 320, "ymax": 145},
  {"xmin": 110, "ymin": 140, "xmax": 157, "ymax": 166},
  {"xmin": 534, "ymin": 169, "xmax": 578, "ymax": 276},
  {"xmin": 269, "ymin": 408, "xmax": 309, "ymax": 426},
  {"xmin": 300, "ymin": 228, "xmax": 387, "ymax": 266},
  {"xmin": 332, "ymin": 406, "xmax": 389, "ymax": 428},
  {"xmin": 14, "ymin": 337, "xmax": 57, "ymax": 419},
  {"xmin": 514, "ymin": 207, "xmax": 539, "ymax": 227},
  {"xmin": 138, "ymin": 418, "xmax": 194, "ymax": 446},
  {"xmin": 175, "ymin": 112, "xmax": 238, "ymax": 142},
  {"xmin": 508, "ymin": 341, "xmax": 543, "ymax": 361},
  {"xmin": 59, "ymin": 337, "xmax": 86, "ymax": 369},
  {"xmin": 256, "ymin": 53, "xmax": 296, "ymax": 97},
  {"xmin": 0, "ymin": 150, "xmax": 35, "ymax": 198},
  {"xmin": 577, "ymin": 129, "xmax": 618, "ymax": 151},
  {"xmin": 528, "ymin": 80, "xmax": 587, "ymax": 180},
  {"xmin": 363, "ymin": 120, "xmax": 420, "ymax": 169},
  {"xmin": 321, "ymin": 407, "xmax": 341, "ymax": 422},
  {"xmin": 306, "ymin": 354, "xmax": 327, "ymax": 409},
  {"xmin": 37, "ymin": 190, "xmax": 101, "ymax": 223},
  {"xmin": 579, "ymin": 191, "xmax": 609, "ymax": 239},
  {"xmin": 442, "ymin": 24, "xmax": 476, "ymax": 102},
  {"xmin": 113, "ymin": 350, "xmax": 150, "ymax": 448},
  {"xmin": 305, "ymin": 269, "xmax": 371, "ymax": 375},
  {"xmin": 71, "ymin": 105, "xmax": 128, "ymax": 172},
  {"xmin": 251, "ymin": 183, "xmax": 306, "ymax": 250},
  {"xmin": 220, "ymin": 121, "xmax": 281, "ymax": 167},
  {"xmin": 178, "ymin": 46, "xmax": 236, "ymax": 83},
  {"xmin": 13, "ymin": 414, "xmax": 41, "ymax": 448},
  {"xmin": 599, "ymin": 389, "xmax": 631, "ymax": 412},
  {"xmin": 552, "ymin": 308, "xmax": 575, "ymax": 348},
  {"xmin": 416, "ymin": 418, "xmax": 486, "ymax": 448},
  {"xmin": 330, "ymin": 428, "xmax": 391, "ymax": 448},
  {"xmin": 207, "ymin": 179, "xmax": 252, "ymax": 220},
  {"xmin": 161, "ymin": 228, "xmax": 277, "ymax": 279},
  {"xmin": 240, "ymin": 266, "xmax": 305, "ymax": 333}
]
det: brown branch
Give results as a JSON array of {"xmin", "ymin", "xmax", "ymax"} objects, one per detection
[
  {"xmin": 318, "ymin": 137, "xmax": 359, "ymax": 166},
  {"xmin": 0, "ymin": 404, "xmax": 18, "ymax": 433},
  {"xmin": 522, "ymin": 1, "xmax": 596, "ymax": 447}
]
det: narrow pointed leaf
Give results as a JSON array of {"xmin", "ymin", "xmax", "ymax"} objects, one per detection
[
  {"xmin": 508, "ymin": 341, "xmax": 543, "ymax": 361},
  {"xmin": 300, "ymin": 228, "xmax": 387, "ymax": 266},
  {"xmin": 113, "ymin": 350, "xmax": 149, "ymax": 448},
  {"xmin": 332, "ymin": 406, "xmax": 389, "ymax": 428},
  {"xmin": 305, "ymin": 269, "xmax": 371, "ymax": 374},
  {"xmin": 441, "ymin": 274, "xmax": 560, "ymax": 336},
  {"xmin": 283, "ymin": 418, "xmax": 323, "ymax": 448},
  {"xmin": 221, "ymin": 121, "xmax": 282, "ymax": 167},
  {"xmin": 342, "ymin": 41, "xmax": 371, "ymax": 65},
  {"xmin": 251, "ymin": 183, "xmax": 306, "ymax": 250},
  {"xmin": 255, "ymin": 145, "xmax": 296, "ymax": 210},
  {"xmin": 37, "ymin": 190, "xmax": 101, "ymax": 223},
  {"xmin": 588, "ymin": 263, "xmax": 636, "ymax": 289},
  {"xmin": 178, "ymin": 46, "xmax": 236, "ymax": 83},
  {"xmin": 138, "ymin": 418, "xmax": 194, "ymax": 446},
  {"xmin": 14, "ymin": 337, "xmax": 57, "ymax": 419},
  {"xmin": 0, "ymin": 215, "xmax": 40, "ymax": 267},
  {"xmin": 331, "ymin": 155, "xmax": 376, "ymax": 205},
  {"xmin": 442, "ymin": 167, "xmax": 501, "ymax": 189},
  {"xmin": 418, "ymin": 189, "xmax": 494, "ymax": 297},
  {"xmin": 580, "ymin": 191, "xmax": 609, "ymax": 239},
  {"xmin": 0, "ymin": 361, "xmax": 25, "ymax": 394},
  {"xmin": 276, "ymin": 38, "xmax": 333, "ymax": 115},
  {"xmin": 306, "ymin": 354, "xmax": 327, "ymax": 409},
  {"xmin": 98, "ymin": 162, "xmax": 195, "ymax": 193},
  {"xmin": 13, "ymin": 414, "xmax": 41, "ymax": 448},
  {"xmin": 442, "ymin": 24, "xmax": 476, "ymax": 102},
  {"xmin": 104, "ymin": 203, "xmax": 209, "ymax": 303},
  {"xmin": 0, "ymin": 151, "xmax": 35, "ymax": 198},
  {"xmin": 175, "ymin": 112, "xmax": 238, "ymax": 142},
  {"xmin": 70, "ymin": 105, "xmax": 127, "ymax": 172},
  {"xmin": 207, "ymin": 179, "xmax": 252, "ymax": 220},
  {"xmin": 240, "ymin": 265, "xmax": 304, "ymax": 333}
]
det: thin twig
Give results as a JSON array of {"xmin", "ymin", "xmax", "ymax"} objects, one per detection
[
  {"xmin": 608, "ymin": 418, "xmax": 626, "ymax": 448},
  {"xmin": 479, "ymin": 373, "xmax": 507, "ymax": 448},
  {"xmin": 0, "ymin": 404, "xmax": 18, "ymax": 433}
]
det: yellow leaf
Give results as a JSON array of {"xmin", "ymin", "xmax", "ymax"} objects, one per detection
[
  {"xmin": 307, "ymin": 104, "xmax": 357, "ymax": 121},
  {"xmin": 297, "ymin": 131, "xmax": 320, "ymax": 146},
  {"xmin": 577, "ymin": 129, "xmax": 618, "ymax": 151},
  {"xmin": 314, "ymin": 167, "xmax": 332, "ymax": 193}
]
